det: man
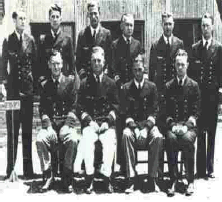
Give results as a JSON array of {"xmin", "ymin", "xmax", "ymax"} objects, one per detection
[
  {"xmin": 38, "ymin": 4, "xmax": 79, "ymax": 83},
  {"xmin": 111, "ymin": 13, "xmax": 142, "ymax": 170},
  {"xmin": 76, "ymin": 1, "xmax": 112, "ymax": 79},
  {"xmin": 1, "ymin": 10, "xmax": 37, "ymax": 179},
  {"xmin": 36, "ymin": 51, "xmax": 79, "ymax": 193},
  {"xmin": 111, "ymin": 13, "xmax": 142, "ymax": 86},
  {"xmin": 149, "ymin": 12, "xmax": 184, "ymax": 132},
  {"xmin": 121, "ymin": 53, "xmax": 163, "ymax": 194},
  {"xmin": 191, "ymin": 13, "xmax": 222, "ymax": 179},
  {"xmin": 75, "ymin": 46, "xmax": 119, "ymax": 194},
  {"xmin": 164, "ymin": 49, "xmax": 200, "ymax": 196}
]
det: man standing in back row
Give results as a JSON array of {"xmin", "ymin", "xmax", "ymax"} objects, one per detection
[
  {"xmin": 149, "ymin": 12, "xmax": 184, "ymax": 133},
  {"xmin": 38, "ymin": 4, "xmax": 79, "ymax": 88},
  {"xmin": 1, "ymin": 10, "xmax": 37, "ymax": 179},
  {"xmin": 76, "ymin": 1, "xmax": 112, "ymax": 79},
  {"xmin": 191, "ymin": 13, "xmax": 222, "ymax": 179}
]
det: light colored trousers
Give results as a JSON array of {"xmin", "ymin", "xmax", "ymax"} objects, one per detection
[
  {"xmin": 36, "ymin": 127, "xmax": 79, "ymax": 172},
  {"xmin": 74, "ymin": 126, "xmax": 116, "ymax": 177},
  {"xmin": 122, "ymin": 126, "xmax": 163, "ymax": 178}
]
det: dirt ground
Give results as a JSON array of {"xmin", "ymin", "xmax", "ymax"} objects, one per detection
[{"xmin": 0, "ymin": 112, "xmax": 222, "ymax": 201}]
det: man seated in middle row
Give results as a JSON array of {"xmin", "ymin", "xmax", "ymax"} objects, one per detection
[
  {"xmin": 121, "ymin": 53, "xmax": 163, "ymax": 194},
  {"xmin": 74, "ymin": 46, "xmax": 120, "ymax": 194}
]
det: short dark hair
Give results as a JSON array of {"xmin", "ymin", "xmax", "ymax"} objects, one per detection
[
  {"xmin": 175, "ymin": 49, "xmax": 188, "ymax": 62},
  {"xmin": 49, "ymin": 4, "xmax": 62, "ymax": 17},
  {"xmin": 12, "ymin": 10, "xmax": 25, "ymax": 19},
  {"xmin": 162, "ymin": 12, "xmax": 174, "ymax": 21},
  {"xmin": 87, "ymin": 1, "xmax": 100, "ymax": 12},
  {"xmin": 202, "ymin": 12, "xmax": 214, "ymax": 25},
  {"xmin": 121, "ymin": 13, "xmax": 134, "ymax": 23}
]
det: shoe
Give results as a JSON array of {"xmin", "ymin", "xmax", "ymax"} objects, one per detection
[
  {"xmin": 103, "ymin": 175, "xmax": 113, "ymax": 193},
  {"xmin": 125, "ymin": 178, "xmax": 134, "ymax": 194},
  {"xmin": 153, "ymin": 178, "xmax": 160, "ymax": 192},
  {"xmin": 207, "ymin": 172, "xmax": 215, "ymax": 179},
  {"xmin": 167, "ymin": 180, "xmax": 177, "ymax": 197},
  {"xmin": 185, "ymin": 183, "xmax": 194, "ymax": 196},
  {"xmin": 61, "ymin": 168, "xmax": 73, "ymax": 193},
  {"xmin": 40, "ymin": 177, "xmax": 54, "ymax": 193},
  {"xmin": 84, "ymin": 174, "xmax": 94, "ymax": 194},
  {"xmin": 23, "ymin": 172, "xmax": 38, "ymax": 180}
]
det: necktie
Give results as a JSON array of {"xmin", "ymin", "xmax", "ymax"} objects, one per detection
[
  {"xmin": 179, "ymin": 79, "xmax": 183, "ymax": 87},
  {"xmin": 166, "ymin": 37, "xmax": 171, "ymax": 68},
  {"xmin": 55, "ymin": 79, "xmax": 59, "ymax": 90},
  {"xmin": 96, "ymin": 75, "xmax": 100, "ymax": 95},
  {"xmin": 202, "ymin": 41, "xmax": 208, "ymax": 60},
  {"xmin": 93, "ymin": 29, "xmax": 96, "ymax": 44},
  {"xmin": 138, "ymin": 82, "xmax": 142, "ymax": 90},
  {"xmin": 19, "ymin": 34, "xmax": 22, "ymax": 50},
  {"xmin": 126, "ymin": 39, "xmax": 131, "ymax": 63},
  {"xmin": 53, "ymin": 32, "xmax": 58, "ymax": 43}
]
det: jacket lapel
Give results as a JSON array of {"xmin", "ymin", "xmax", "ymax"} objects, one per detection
[
  {"xmin": 53, "ymin": 31, "xmax": 63, "ymax": 47},
  {"xmin": 95, "ymin": 25, "xmax": 103, "ymax": 45},
  {"xmin": 206, "ymin": 39, "xmax": 216, "ymax": 60}
]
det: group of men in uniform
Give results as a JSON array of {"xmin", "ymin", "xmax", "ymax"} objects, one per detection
[{"xmin": 1, "ymin": 0, "xmax": 221, "ymax": 197}]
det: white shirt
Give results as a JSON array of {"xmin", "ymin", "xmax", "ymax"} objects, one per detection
[
  {"xmin": 15, "ymin": 30, "xmax": 24, "ymax": 41},
  {"xmin": 122, "ymin": 34, "xmax": 132, "ymax": 44},
  {"xmin": 51, "ymin": 28, "xmax": 61, "ymax": 38},
  {"xmin": 93, "ymin": 72, "xmax": 104, "ymax": 83},
  {"xmin": 51, "ymin": 74, "xmax": 62, "ymax": 83},
  {"xmin": 163, "ymin": 34, "xmax": 172, "ymax": 45},
  {"xmin": 90, "ymin": 24, "xmax": 100, "ymax": 37},
  {"xmin": 202, "ymin": 36, "xmax": 212, "ymax": 50},
  {"xmin": 177, "ymin": 75, "xmax": 187, "ymax": 86},
  {"xmin": 134, "ymin": 77, "xmax": 145, "ymax": 89}
]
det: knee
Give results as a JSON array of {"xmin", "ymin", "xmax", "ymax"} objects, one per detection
[
  {"xmin": 122, "ymin": 127, "xmax": 133, "ymax": 139},
  {"xmin": 36, "ymin": 129, "xmax": 48, "ymax": 144}
]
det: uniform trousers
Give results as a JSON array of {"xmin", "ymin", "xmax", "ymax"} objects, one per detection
[
  {"xmin": 74, "ymin": 126, "xmax": 116, "ymax": 177},
  {"xmin": 6, "ymin": 95, "xmax": 33, "ymax": 177},
  {"xmin": 166, "ymin": 129, "xmax": 196, "ymax": 183},
  {"xmin": 36, "ymin": 126, "xmax": 79, "ymax": 173},
  {"xmin": 122, "ymin": 126, "xmax": 163, "ymax": 178}
]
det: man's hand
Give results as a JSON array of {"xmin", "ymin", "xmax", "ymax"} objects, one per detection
[
  {"xmin": 47, "ymin": 126, "xmax": 57, "ymax": 142},
  {"xmin": 99, "ymin": 122, "xmax": 109, "ymax": 133},
  {"xmin": 89, "ymin": 121, "xmax": 100, "ymax": 133}
]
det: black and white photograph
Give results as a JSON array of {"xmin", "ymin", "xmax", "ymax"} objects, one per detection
[{"xmin": 0, "ymin": 0, "xmax": 222, "ymax": 200}]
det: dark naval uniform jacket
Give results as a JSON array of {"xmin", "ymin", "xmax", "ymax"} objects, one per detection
[
  {"xmin": 111, "ymin": 36, "xmax": 142, "ymax": 84},
  {"xmin": 38, "ymin": 30, "xmax": 75, "ymax": 78},
  {"xmin": 190, "ymin": 38, "xmax": 222, "ymax": 176},
  {"xmin": 149, "ymin": 35, "xmax": 184, "ymax": 94},
  {"xmin": 164, "ymin": 76, "xmax": 201, "ymax": 132},
  {"xmin": 77, "ymin": 73, "xmax": 119, "ymax": 128},
  {"xmin": 39, "ymin": 74, "xmax": 78, "ymax": 130},
  {"xmin": 76, "ymin": 25, "xmax": 112, "ymax": 78},
  {"xmin": 2, "ymin": 31, "xmax": 37, "ymax": 98},
  {"xmin": 121, "ymin": 78, "xmax": 159, "ymax": 129}
]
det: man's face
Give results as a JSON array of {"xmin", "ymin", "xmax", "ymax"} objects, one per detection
[
  {"xmin": 14, "ymin": 11, "xmax": 26, "ymax": 32},
  {"xmin": 133, "ymin": 62, "xmax": 144, "ymax": 83},
  {"xmin": 121, "ymin": 16, "xmax": 134, "ymax": 38},
  {"xmin": 88, "ymin": 6, "xmax": 100, "ymax": 28},
  {"xmin": 49, "ymin": 10, "xmax": 62, "ymax": 31},
  {"xmin": 162, "ymin": 16, "xmax": 174, "ymax": 37},
  {"xmin": 201, "ymin": 18, "xmax": 213, "ymax": 39},
  {"xmin": 91, "ymin": 51, "xmax": 105, "ymax": 76},
  {"xmin": 49, "ymin": 54, "xmax": 63, "ymax": 77},
  {"xmin": 175, "ymin": 55, "xmax": 188, "ymax": 78}
]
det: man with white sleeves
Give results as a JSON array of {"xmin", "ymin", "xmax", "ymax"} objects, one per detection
[
  {"xmin": 121, "ymin": 53, "xmax": 163, "ymax": 194},
  {"xmin": 75, "ymin": 46, "xmax": 119, "ymax": 194}
]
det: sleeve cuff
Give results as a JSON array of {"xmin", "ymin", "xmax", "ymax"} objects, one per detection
[
  {"xmin": 126, "ymin": 118, "xmax": 134, "ymax": 124},
  {"xmin": 81, "ymin": 112, "xmax": 88, "ymax": 120},
  {"xmin": 67, "ymin": 112, "xmax": 77, "ymax": 120},
  {"xmin": 166, "ymin": 117, "xmax": 173, "ymax": 125},
  {"xmin": 188, "ymin": 116, "xmax": 196, "ymax": 127},
  {"xmin": 147, "ymin": 116, "xmax": 155, "ymax": 125},
  {"xmin": 109, "ymin": 110, "xmax": 116, "ymax": 121}
]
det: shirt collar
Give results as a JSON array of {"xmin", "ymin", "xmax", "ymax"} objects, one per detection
[
  {"xmin": 134, "ymin": 77, "xmax": 145, "ymax": 89},
  {"xmin": 51, "ymin": 28, "xmax": 61, "ymax": 38},
  {"xmin": 177, "ymin": 75, "xmax": 187, "ymax": 86},
  {"xmin": 202, "ymin": 36, "xmax": 212, "ymax": 49},
  {"xmin": 90, "ymin": 24, "xmax": 100, "ymax": 36},
  {"xmin": 122, "ymin": 34, "xmax": 132, "ymax": 44},
  {"xmin": 163, "ymin": 34, "xmax": 172, "ymax": 45},
  {"xmin": 93, "ymin": 72, "xmax": 104, "ymax": 82},
  {"xmin": 51, "ymin": 74, "xmax": 62, "ymax": 83},
  {"xmin": 15, "ymin": 30, "xmax": 24, "ymax": 41}
]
